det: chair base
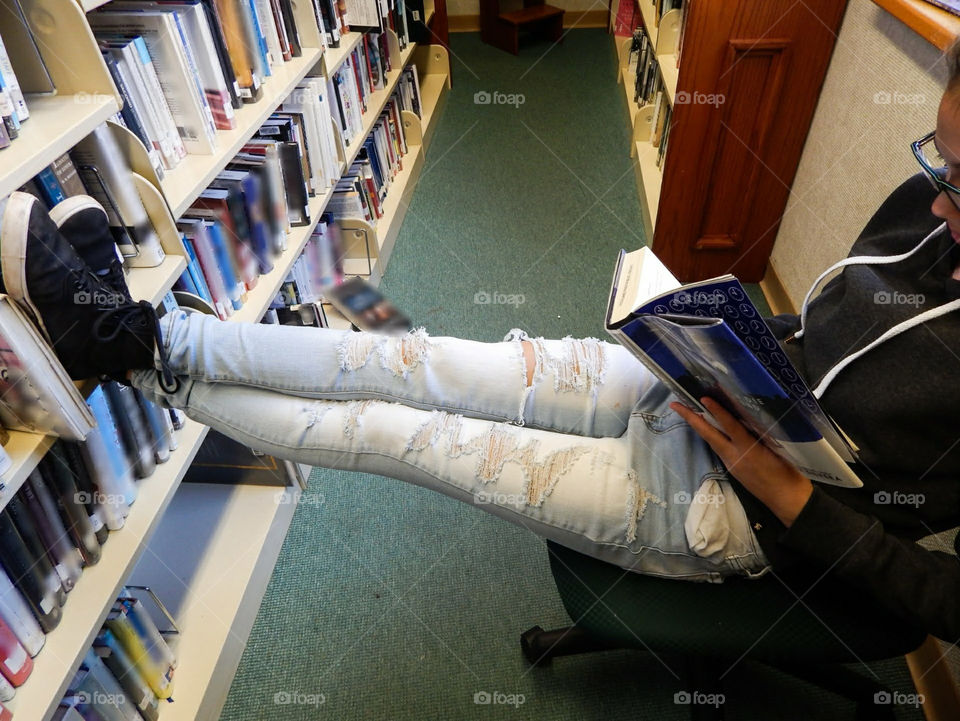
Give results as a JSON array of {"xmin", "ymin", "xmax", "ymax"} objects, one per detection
[{"xmin": 520, "ymin": 624, "xmax": 899, "ymax": 720}]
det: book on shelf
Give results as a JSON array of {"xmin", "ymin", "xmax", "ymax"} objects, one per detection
[
  {"xmin": 95, "ymin": 629, "xmax": 162, "ymax": 721},
  {"xmin": 98, "ymin": 35, "xmax": 182, "ymax": 174},
  {"xmin": 605, "ymin": 246, "xmax": 862, "ymax": 488},
  {"xmin": 104, "ymin": 597, "xmax": 175, "ymax": 699},
  {"xmin": 3, "ymin": 491, "xmax": 68, "ymax": 611},
  {"xmin": 0, "ymin": 565, "xmax": 46, "ymax": 657},
  {"xmin": 0, "ymin": 31, "xmax": 28, "ymax": 128},
  {"xmin": 90, "ymin": 10, "xmax": 219, "ymax": 155},
  {"xmin": 64, "ymin": 647, "xmax": 144, "ymax": 721},
  {"xmin": 0, "ymin": 497, "xmax": 62, "ymax": 633},
  {"xmin": 71, "ymin": 123, "xmax": 167, "ymax": 268},
  {"xmin": 40, "ymin": 451, "xmax": 103, "ymax": 566},
  {"xmin": 0, "ymin": 294, "xmax": 95, "ymax": 440}
]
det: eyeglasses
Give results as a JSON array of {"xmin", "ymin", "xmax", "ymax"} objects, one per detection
[{"xmin": 912, "ymin": 131, "xmax": 960, "ymax": 210}]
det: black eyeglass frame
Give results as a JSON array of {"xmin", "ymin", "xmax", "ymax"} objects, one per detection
[{"xmin": 912, "ymin": 131, "xmax": 960, "ymax": 210}]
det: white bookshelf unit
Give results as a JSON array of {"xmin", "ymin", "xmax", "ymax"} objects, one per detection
[
  {"xmin": 613, "ymin": 0, "xmax": 680, "ymax": 239},
  {"xmin": 0, "ymin": 0, "xmax": 450, "ymax": 718}
]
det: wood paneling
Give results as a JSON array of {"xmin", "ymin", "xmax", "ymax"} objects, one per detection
[{"xmin": 652, "ymin": 0, "xmax": 850, "ymax": 282}]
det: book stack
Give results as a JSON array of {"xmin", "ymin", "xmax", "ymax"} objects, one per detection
[
  {"xmin": 328, "ymin": 32, "xmax": 395, "ymax": 147},
  {"xmin": 172, "ymin": 91, "xmax": 336, "ymax": 319},
  {"xmin": 16, "ymin": 129, "xmax": 168, "ymax": 268},
  {"xmin": 330, "ymin": 86, "xmax": 410, "ymax": 222},
  {"xmin": 0, "ymin": 22, "xmax": 30, "ymax": 153},
  {"xmin": 54, "ymin": 588, "xmax": 177, "ymax": 720},
  {"xmin": 268, "ymin": 213, "xmax": 345, "ymax": 310},
  {"xmin": 626, "ymin": 20, "xmax": 673, "ymax": 168},
  {"xmin": 88, "ymin": 0, "xmax": 315, "ymax": 179}
]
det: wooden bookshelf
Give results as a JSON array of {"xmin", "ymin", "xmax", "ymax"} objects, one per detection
[
  {"xmin": 872, "ymin": 0, "xmax": 960, "ymax": 50},
  {"xmin": 1, "ymin": 0, "xmax": 449, "ymax": 714},
  {"xmin": 128, "ymin": 483, "xmax": 300, "ymax": 721},
  {"xmin": 6, "ymin": 420, "xmax": 210, "ymax": 721}
]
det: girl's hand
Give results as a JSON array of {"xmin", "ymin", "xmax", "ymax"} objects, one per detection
[{"xmin": 670, "ymin": 397, "xmax": 814, "ymax": 528}]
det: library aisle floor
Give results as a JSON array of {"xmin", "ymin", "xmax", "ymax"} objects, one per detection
[{"xmin": 217, "ymin": 30, "xmax": 922, "ymax": 721}]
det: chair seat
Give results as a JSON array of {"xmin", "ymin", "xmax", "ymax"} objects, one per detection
[
  {"xmin": 546, "ymin": 541, "xmax": 926, "ymax": 665},
  {"xmin": 499, "ymin": 4, "xmax": 563, "ymax": 25}
]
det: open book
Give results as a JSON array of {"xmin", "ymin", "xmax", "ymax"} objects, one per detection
[
  {"xmin": 0, "ymin": 295, "xmax": 95, "ymax": 440},
  {"xmin": 605, "ymin": 247, "xmax": 862, "ymax": 488}
]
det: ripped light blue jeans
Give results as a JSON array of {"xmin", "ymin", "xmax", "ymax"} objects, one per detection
[{"xmin": 132, "ymin": 311, "xmax": 771, "ymax": 582}]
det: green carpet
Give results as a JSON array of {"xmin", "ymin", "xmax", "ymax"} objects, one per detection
[{"xmin": 218, "ymin": 30, "xmax": 922, "ymax": 721}]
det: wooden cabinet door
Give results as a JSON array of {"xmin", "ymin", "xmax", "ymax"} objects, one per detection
[{"xmin": 652, "ymin": 0, "xmax": 849, "ymax": 282}]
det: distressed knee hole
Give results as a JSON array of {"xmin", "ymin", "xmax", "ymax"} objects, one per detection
[
  {"xmin": 380, "ymin": 328, "xmax": 431, "ymax": 378},
  {"xmin": 520, "ymin": 340, "xmax": 536, "ymax": 387},
  {"xmin": 338, "ymin": 333, "xmax": 380, "ymax": 371},
  {"xmin": 343, "ymin": 399, "xmax": 373, "ymax": 438},
  {"xmin": 555, "ymin": 337, "xmax": 607, "ymax": 393}
]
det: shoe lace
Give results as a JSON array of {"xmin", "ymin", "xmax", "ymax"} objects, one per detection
[{"xmin": 92, "ymin": 300, "xmax": 180, "ymax": 394}]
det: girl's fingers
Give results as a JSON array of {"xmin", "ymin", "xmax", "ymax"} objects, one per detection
[
  {"xmin": 699, "ymin": 397, "xmax": 754, "ymax": 444},
  {"xmin": 670, "ymin": 401, "xmax": 733, "ymax": 454}
]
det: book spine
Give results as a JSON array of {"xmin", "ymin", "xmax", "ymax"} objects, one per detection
[
  {"xmin": 0, "ymin": 34, "xmax": 27, "ymax": 122},
  {"xmin": 0, "ymin": 567, "xmax": 45, "ymax": 657},
  {"xmin": 33, "ymin": 167, "xmax": 67, "ymax": 208},
  {"xmin": 85, "ymin": 385, "xmax": 139, "ymax": 507}
]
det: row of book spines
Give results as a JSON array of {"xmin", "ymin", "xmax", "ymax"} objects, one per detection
[
  {"xmin": 57, "ymin": 590, "xmax": 177, "ymax": 721},
  {"xmin": 0, "ymin": 23, "xmax": 30, "ymax": 152},
  {"xmin": 270, "ymin": 215, "xmax": 345, "ymax": 308},
  {"xmin": 331, "ymin": 96, "xmax": 409, "ymax": 223},
  {"xmin": 89, "ymin": 0, "xmax": 315, "ymax": 176},
  {"xmin": 17, "ymin": 123, "xmax": 168, "ymax": 270},
  {"xmin": 170, "ymin": 31, "xmax": 410, "ymax": 321},
  {"xmin": 0, "ymin": 387, "xmax": 184, "ymax": 679}
]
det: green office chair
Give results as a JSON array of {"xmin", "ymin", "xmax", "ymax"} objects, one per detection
[{"xmin": 521, "ymin": 541, "xmax": 927, "ymax": 720}]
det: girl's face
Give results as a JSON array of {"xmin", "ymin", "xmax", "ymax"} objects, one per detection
[{"xmin": 931, "ymin": 91, "xmax": 960, "ymax": 243}]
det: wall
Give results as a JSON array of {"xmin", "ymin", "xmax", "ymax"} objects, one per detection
[{"xmin": 768, "ymin": 0, "xmax": 947, "ymax": 306}]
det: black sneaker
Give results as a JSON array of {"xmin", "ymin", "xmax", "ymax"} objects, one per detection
[
  {"xmin": 0, "ymin": 192, "xmax": 162, "ymax": 382},
  {"xmin": 48, "ymin": 195, "xmax": 132, "ymax": 302}
]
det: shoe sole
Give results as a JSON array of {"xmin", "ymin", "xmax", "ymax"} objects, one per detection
[
  {"xmin": 0, "ymin": 192, "xmax": 51, "ymax": 342},
  {"xmin": 48, "ymin": 194, "xmax": 106, "ymax": 229}
]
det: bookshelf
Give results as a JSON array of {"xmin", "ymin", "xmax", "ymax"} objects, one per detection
[
  {"xmin": 614, "ymin": 1, "xmax": 680, "ymax": 239},
  {"xmin": 0, "ymin": 0, "xmax": 450, "ymax": 718},
  {"xmin": 160, "ymin": 50, "xmax": 324, "ymax": 218},
  {"xmin": 613, "ymin": 0, "xmax": 850, "ymax": 282}
]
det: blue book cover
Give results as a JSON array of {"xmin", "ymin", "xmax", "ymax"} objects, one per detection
[
  {"xmin": 245, "ymin": 0, "xmax": 271, "ymax": 76},
  {"xmin": 174, "ymin": 269, "xmax": 199, "ymax": 297},
  {"xmin": 605, "ymin": 247, "xmax": 861, "ymax": 487},
  {"xmin": 86, "ymin": 385, "xmax": 138, "ymax": 505},
  {"xmin": 240, "ymin": 173, "xmax": 273, "ymax": 274},
  {"xmin": 34, "ymin": 167, "xmax": 66, "ymax": 208},
  {"xmin": 204, "ymin": 220, "xmax": 244, "ymax": 309},
  {"xmin": 182, "ymin": 237, "xmax": 214, "ymax": 304}
]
